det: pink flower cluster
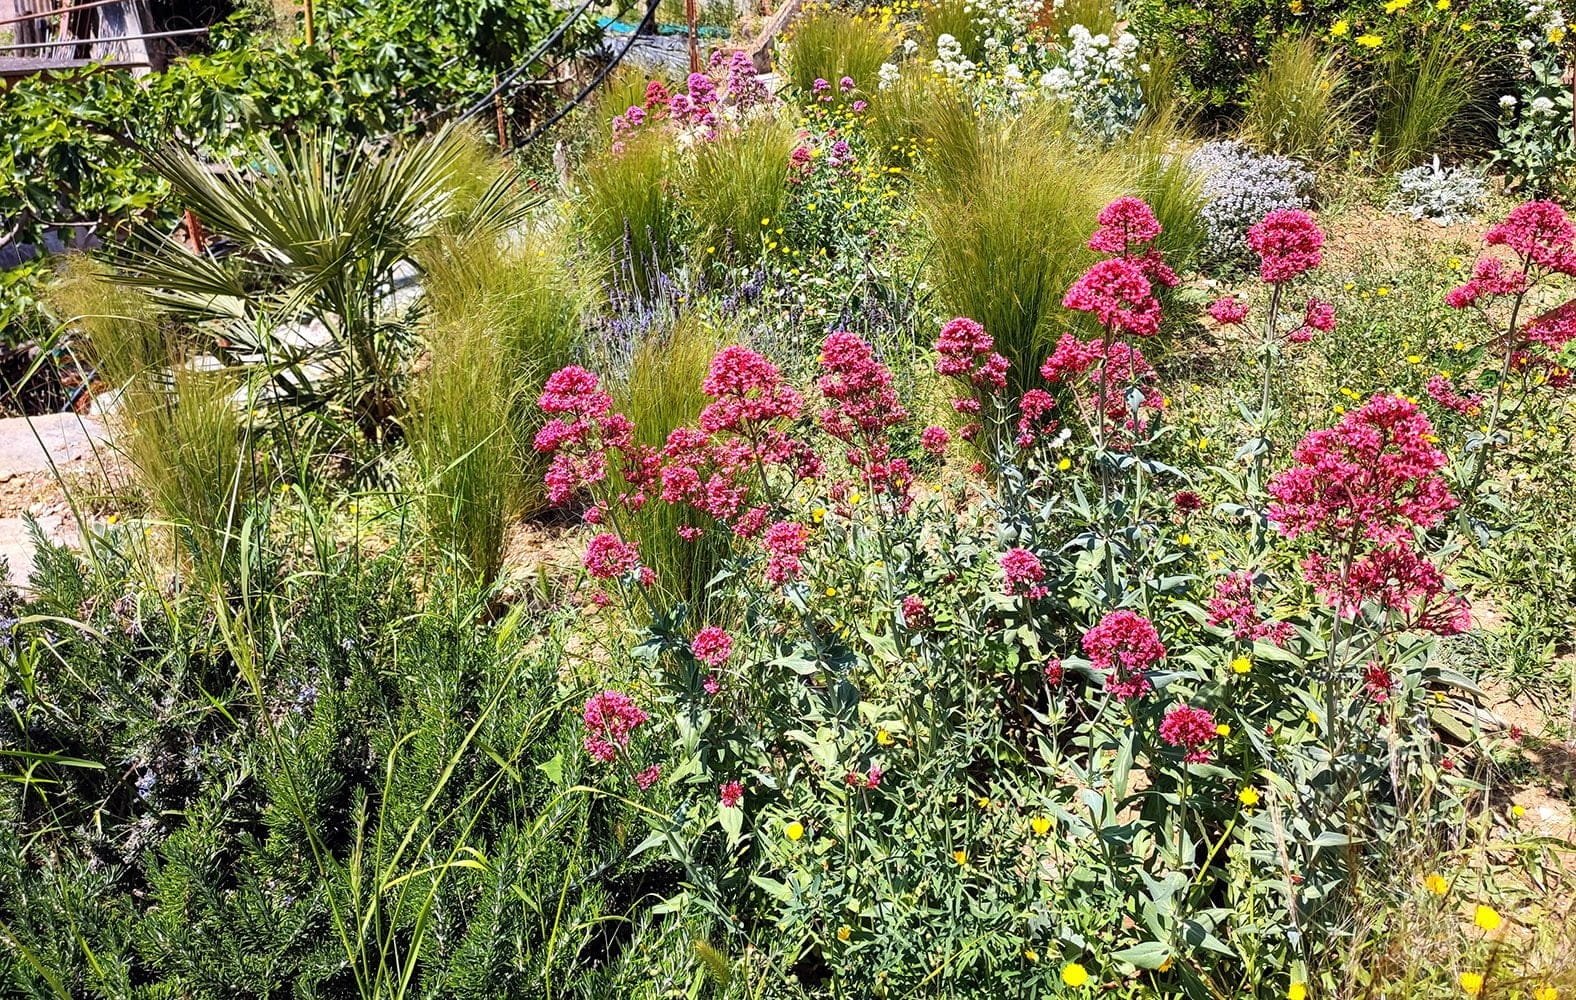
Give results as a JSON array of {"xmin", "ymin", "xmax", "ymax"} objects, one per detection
[
  {"xmin": 1000, "ymin": 547, "xmax": 1048, "ymax": 599},
  {"xmin": 1063, "ymin": 258, "xmax": 1164, "ymax": 337},
  {"xmin": 1014, "ymin": 389, "xmax": 1059, "ymax": 449},
  {"xmin": 1363, "ymin": 661, "xmax": 1396, "ymax": 703},
  {"xmin": 1247, "ymin": 209, "xmax": 1325, "ymax": 284},
  {"xmin": 1207, "ymin": 295, "xmax": 1249, "ymax": 325},
  {"xmin": 720, "ymin": 780, "xmax": 744, "ymax": 807},
  {"xmin": 583, "ymin": 689, "xmax": 648, "ymax": 763},
  {"xmin": 817, "ymin": 332, "xmax": 913, "ymax": 505},
  {"xmin": 900, "ymin": 594, "xmax": 931, "ymax": 630},
  {"xmin": 844, "ymin": 764, "xmax": 884, "ymax": 788},
  {"xmin": 1268, "ymin": 394, "xmax": 1467, "ymax": 632},
  {"xmin": 1083, "ymin": 610, "xmax": 1165, "ymax": 700},
  {"xmin": 691, "ymin": 626, "xmax": 733, "ymax": 667},
  {"xmin": 584, "ymin": 533, "xmax": 643, "ymax": 581},
  {"xmin": 1084, "ymin": 196, "xmax": 1179, "ymax": 289},
  {"xmin": 535, "ymin": 367, "xmax": 646, "ymax": 508},
  {"xmin": 1484, "ymin": 199, "xmax": 1576, "ymax": 274},
  {"xmin": 1039, "ymin": 332, "xmax": 1165, "ymax": 442},
  {"xmin": 763, "ymin": 520, "xmax": 810, "ymax": 585},
  {"xmin": 1424, "ymin": 375, "xmax": 1484, "ymax": 416},
  {"xmin": 1159, "ymin": 704, "xmax": 1217, "ymax": 763},
  {"xmin": 1444, "ymin": 256, "xmax": 1528, "ymax": 309},
  {"xmin": 935, "ymin": 317, "xmax": 1010, "ymax": 394},
  {"xmin": 1206, "ymin": 571, "xmax": 1294, "ymax": 646}
]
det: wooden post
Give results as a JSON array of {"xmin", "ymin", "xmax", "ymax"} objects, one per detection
[
  {"xmin": 184, "ymin": 209, "xmax": 205, "ymax": 253},
  {"xmin": 686, "ymin": 0, "xmax": 700, "ymax": 73},
  {"xmin": 493, "ymin": 73, "xmax": 508, "ymax": 150}
]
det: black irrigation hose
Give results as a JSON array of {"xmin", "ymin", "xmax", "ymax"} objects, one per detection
[{"xmin": 514, "ymin": 0, "xmax": 661, "ymax": 145}]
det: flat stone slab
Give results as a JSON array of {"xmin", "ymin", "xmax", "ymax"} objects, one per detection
[{"xmin": 0, "ymin": 412, "xmax": 107, "ymax": 478}]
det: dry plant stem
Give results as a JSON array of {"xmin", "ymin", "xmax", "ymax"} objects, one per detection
[
  {"xmin": 1254, "ymin": 282, "xmax": 1284, "ymax": 551},
  {"xmin": 1467, "ymin": 261, "xmax": 1533, "ymax": 501}
]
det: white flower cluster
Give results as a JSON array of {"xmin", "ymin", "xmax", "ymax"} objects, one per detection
[
  {"xmin": 1037, "ymin": 25, "xmax": 1145, "ymax": 138},
  {"xmin": 931, "ymin": 33, "xmax": 978, "ymax": 83}
]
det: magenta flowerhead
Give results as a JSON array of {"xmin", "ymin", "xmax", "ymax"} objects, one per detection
[
  {"xmin": 1063, "ymin": 258, "xmax": 1162, "ymax": 336},
  {"xmin": 1484, "ymin": 199, "xmax": 1576, "ymax": 274},
  {"xmin": 935, "ymin": 316, "xmax": 1010, "ymax": 392},
  {"xmin": 1207, "ymin": 295, "xmax": 1250, "ymax": 325},
  {"xmin": 1088, "ymin": 196, "xmax": 1163, "ymax": 256},
  {"xmin": 1082, "ymin": 610, "xmax": 1164, "ymax": 700},
  {"xmin": 1000, "ymin": 547, "xmax": 1047, "ymax": 599},
  {"xmin": 582, "ymin": 689, "xmax": 648, "ymax": 763},
  {"xmin": 1246, "ymin": 208, "xmax": 1325, "ymax": 284},
  {"xmin": 691, "ymin": 626, "xmax": 733, "ymax": 667},
  {"xmin": 1159, "ymin": 704, "xmax": 1217, "ymax": 763}
]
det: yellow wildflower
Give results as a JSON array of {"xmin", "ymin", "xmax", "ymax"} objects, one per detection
[
  {"xmin": 1239, "ymin": 786, "xmax": 1261, "ymax": 807},
  {"xmin": 837, "ymin": 925, "xmax": 852, "ymax": 942},
  {"xmin": 1511, "ymin": 804, "xmax": 1525, "ymax": 818},
  {"xmin": 1460, "ymin": 972, "xmax": 1485, "ymax": 996},
  {"xmin": 785, "ymin": 821, "xmax": 805, "ymax": 841},
  {"xmin": 1024, "ymin": 948, "xmax": 1039, "ymax": 962},
  {"xmin": 1289, "ymin": 983, "xmax": 1308, "ymax": 1000},
  {"xmin": 953, "ymin": 850, "xmax": 968, "ymax": 865},
  {"xmin": 1216, "ymin": 723, "xmax": 1232, "ymax": 737},
  {"xmin": 1061, "ymin": 962, "xmax": 1090, "ymax": 987},
  {"xmin": 1473, "ymin": 905, "xmax": 1502, "ymax": 932},
  {"xmin": 1057, "ymin": 457, "xmax": 1072, "ymax": 470},
  {"xmin": 1383, "ymin": 0, "xmax": 1411, "ymax": 11},
  {"xmin": 1424, "ymin": 873, "xmax": 1449, "ymax": 895},
  {"xmin": 876, "ymin": 727, "xmax": 894, "ymax": 746},
  {"xmin": 1331, "ymin": 18, "xmax": 1350, "ymax": 36},
  {"xmin": 1534, "ymin": 987, "xmax": 1559, "ymax": 1000},
  {"xmin": 1357, "ymin": 32, "xmax": 1384, "ymax": 46},
  {"xmin": 1232, "ymin": 656, "xmax": 1252, "ymax": 674},
  {"xmin": 1031, "ymin": 816, "xmax": 1052, "ymax": 836}
]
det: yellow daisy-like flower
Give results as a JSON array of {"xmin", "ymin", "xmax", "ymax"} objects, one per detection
[
  {"xmin": 1030, "ymin": 816, "xmax": 1052, "ymax": 836},
  {"xmin": 812, "ymin": 507, "xmax": 827, "ymax": 523},
  {"xmin": 1216, "ymin": 723, "xmax": 1232, "ymax": 737},
  {"xmin": 1057, "ymin": 457, "xmax": 1072, "ymax": 471},
  {"xmin": 1551, "ymin": 26, "xmax": 1567, "ymax": 43},
  {"xmin": 785, "ymin": 821, "xmax": 805, "ymax": 841},
  {"xmin": 1534, "ymin": 986, "xmax": 1559, "ymax": 1000},
  {"xmin": 1197, "ymin": 436, "xmax": 1211, "ymax": 450},
  {"xmin": 1289, "ymin": 983, "xmax": 1308, "ymax": 1000},
  {"xmin": 1383, "ymin": 0, "xmax": 1411, "ymax": 11},
  {"xmin": 848, "ymin": 490, "xmax": 863, "ymax": 505},
  {"xmin": 1377, "ymin": 286, "xmax": 1392, "ymax": 296},
  {"xmin": 1406, "ymin": 354, "xmax": 1423, "ymax": 364},
  {"xmin": 1436, "ymin": 0, "xmax": 1449, "ymax": 7},
  {"xmin": 953, "ymin": 850, "xmax": 968, "ymax": 865},
  {"xmin": 1331, "ymin": 18, "xmax": 1350, "ymax": 36},
  {"xmin": 825, "ymin": 586, "xmax": 838, "ymax": 597},
  {"xmin": 1024, "ymin": 948, "xmax": 1039, "ymax": 963},
  {"xmin": 1239, "ymin": 786, "xmax": 1261, "ymax": 807},
  {"xmin": 1178, "ymin": 533, "xmax": 1194, "ymax": 546},
  {"xmin": 1232, "ymin": 656, "xmax": 1252, "ymax": 675},
  {"xmin": 837, "ymin": 925, "xmax": 852, "ymax": 942},
  {"xmin": 1460, "ymin": 972, "xmax": 1485, "ymax": 996},
  {"xmin": 1473, "ymin": 905, "xmax": 1502, "ymax": 932},
  {"xmin": 1459, "ymin": 20, "xmax": 1473, "ymax": 30},
  {"xmin": 1356, "ymin": 32, "xmax": 1384, "ymax": 46},
  {"xmin": 1424, "ymin": 873, "xmax": 1449, "ymax": 895},
  {"xmin": 876, "ymin": 727, "xmax": 894, "ymax": 746},
  {"xmin": 1511, "ymin": 804, "xmax": 1526, "ymax": 818},
  {"xmin": 1307, "ymin": 710, "xmax": 1321, "ymax": 725},
  {"xmin": 1061, "ymin": 962, "xmax": 1090, "ymax": 988}
]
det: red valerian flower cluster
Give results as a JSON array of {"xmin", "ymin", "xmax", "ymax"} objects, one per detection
[
  {"xmin": 1363, "ymin": 661, "xmax": 1396, "ymax": 703},
  {"xmin": 1424, "ymin": 374, "xmax": 1485, "ymax": 416},
  {"xmin": 1206, "ymin": 571, "xmax": 1294, "ymax": 646},
  {"xmin": 1083, "ymin": 610, "xmax": 1165, "ymax": 700},
  {"xmin": 1446, "ymin": 202, "xmax": 1576, "ymax": 390},
  {"xmin": 763, "ymin": 520, "xmax": 810, "ymax": 585},
  {"xmin": 691, "ymin": 626, "xmax": 733, "ymax": 667},
  {"xmin": 584, "ymin": 533, "xmax": 644, "ymax": 581},
  {"xmin": 1247, "ymin": 209, "xmax": 1325, "ymax": 284},
  {"xmin": 900, "ymin": 594, "xmax": 931, "ymax": 630},
  {"xmin": 1268, "ymin": 393, "xmax": 1468, "ymax": 633},
  {"xmin": 1159, "ymin": 704, "xmax": 1218, "ymax": 763},
  {"xmin": 1207, "ymin": 295, "xmax": 1249, "ymax": 325},
  {"xmin": 1039, "ymin": 331, "xmax": 1165, "ymax": 442},
  {"xmin": 583, "ymin": 689, "xmax": 649, "ymax": 763},
  {"xmin": 719, "ymin": 780, "xmax": 744, "ymax": 807},
  {"xmin": 535, "ymin": 367, "xmax": 638, "ymax": 507},
  {"xmin": 817, "ymin": 331, "xmax": 913, "ymax": 506},
  {"xmin": 1000, "ymin": 547, "xmax": 1048, "ymax": 599},
  {"xmin": 1063, "ymin": 258, "xmax": 1164, "ymax": 337}
]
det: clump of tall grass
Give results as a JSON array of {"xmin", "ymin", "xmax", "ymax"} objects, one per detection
[
  {"xmin": 919, "ymin": 102, "xmax": 1122, "ymax": 399},
  {"xmin": 865, "ymin": 69, "xmax": 947, "ymax": 167},
  {"xmin": 679, "ymin": 116, "xmax": 795, "ymax": 270},
  {"xmin": 1372, "ymin": 32, "xmax": 1482, "ymax": 169},
  {"xmin": 1120, "ymin": 113, "xmax": 1207, "ymax": 274},
  {"xmin": 410, "ymin": 227, "xmax": 583, "ymax": 586},
  {"xmin": 51, "ymin": 259, "xmax": 253, "ymax": 586},
  {"xmin": 920, "ymin": 0, "xmax": 984, "ymax": 60},
  {"xmin": 783, "ymin": 8, "xmax": 900, "ymax": 98},
  {"xmin": 1040, "ymin": 0, "xmax": 1117, "ymax": 38},
  {"xmin": 610, "ymin": 313, "xmax": 728, "ymax": 619},
  {"xmin": 1243, "ymin": 34, "xmax": 1355, "ymax": 163},
  {"xmin": 579, "ymin": 130, "xmax": 682, "ymax": 299}
]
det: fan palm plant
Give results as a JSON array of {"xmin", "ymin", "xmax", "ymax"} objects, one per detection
[{"xmin": 107, "ymin": 127, "xmax": 535, "ymax": 456}]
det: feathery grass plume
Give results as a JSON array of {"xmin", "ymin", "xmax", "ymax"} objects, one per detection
[
  {"xmin": 1372, "ymin": 31, "xmax": 1483, "ymax": 169},
  {"xmin": 1040, "ymin": 0, "xmax": 1118, "ymax": 36},
  {"xmin": 1137, "ymin": 46, "xmax": 1185, "ymax": 127},
  {"xmin": 920, "ymin": 101, "xmax": 1124, "ymax": 400},
  {"xmin": 865, "ymin": 68, "xmax": 947, "ymax": 167},
  {"xmin": 1243, "ymin": 34, "xmax": 1355, "ymax": 164},
  {"xmin": 679, "ymin": 115, "xmax": 795, "ymax": 271},
  {"xmin": 580, "ymin": 129, "xmax": 683, "ymax": 300},
  {"xmin": 50, "ymin": 258, "xmax": 252, "ymax": 587},
  {"xmin": 693, "ymin": 938, "xmax": 734, "ymax": 987},
  {"xmin": 611, "ymin": 313, "xmax": 729, "ymax": 619},
  {"xmin": 783, "ymin": 7, "xmax": 900, "ymax": 99},
  {"xmin": 597, "ymin": 61, "xmax": 670, "ymax": 120},
  {"xmin": 413, "ymin": 226, "xmax": 582, "ymax": 584},
  {"xmin": 1119, "ymin": 112, "xmax": 1207, "ymax": 276}
]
